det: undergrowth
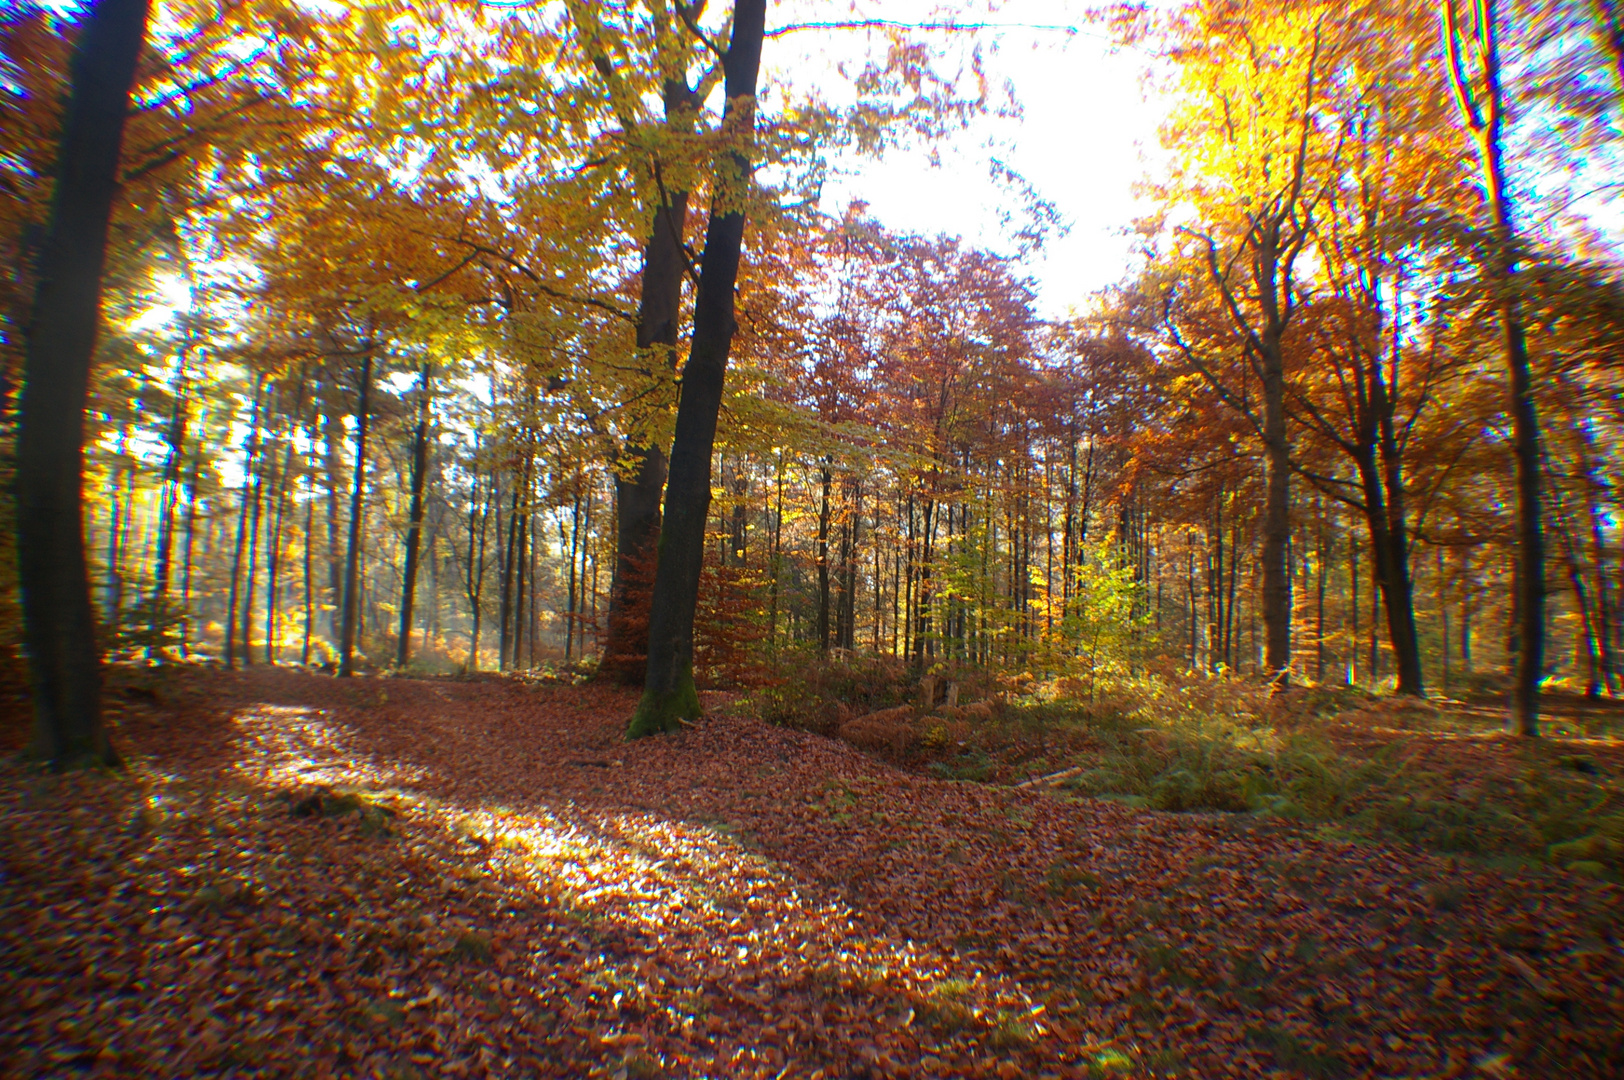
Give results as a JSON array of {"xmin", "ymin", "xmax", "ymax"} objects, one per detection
[{"xmin": 759, "ymin": 657, "xmax": 1624, "ymax": 881}]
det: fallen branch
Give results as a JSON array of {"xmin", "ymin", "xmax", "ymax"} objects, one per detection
[{"xmin": 1015, "ymin": 765, "xmax": 1087, "ymax": 790}]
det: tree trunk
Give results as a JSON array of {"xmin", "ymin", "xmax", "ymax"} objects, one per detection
[
  {"xmin": 324, "ymin": 409, "xmax": 344, "ymax": 644},
  {"xmin": 464, "ymin": 470, "xmax": 492, "ymax": 672},
  {"xmin": 16, "ymin": 0, "xmax": 149, "ymax": 766},
  {"xmin": 240, "ymin": 434, "xmax": 267, "ymax": 666},
  {"xmin": 264, "ymin": 442, "xmax": 295, "ymax": 664},
  {"xmin": 178, "ymin": 424, "xmax": 203, "ymax": 655},
  {"xmin": 599, "ymin": 75, "xmax": 698, "ymax": 684},
  {"xmin": 1260, "ymin": 301, "xmax": 1293, "ymax": 686},
  {"xmin": 1443, "ymin": 0, "xmax": 1544, "ymax": 735},
  {"xmin": 498, "ymin": 475, "xmax": 520, "ymax": 670},
  {"xmin": 302, "ymin": 466, "xmax": 315, "ymax": 665},
  {"xmin": 397, "ymin": 363, "xmax": 432, "ymax": 668},
  {"xmin": 816, "ymin": 461, "xmax": 832, "ymax": 653},
  {"xmin": 225, "ymin": 386, "xmax": 263, "ymax": 669},
  {"xmin": 150, "ymin": 326, "xmax": 193, "ymax": 640},
  {"xmin": 628, "ymin": 0, "xmax": 766, "ymax": 737},
  {"xmin": 1353, "ymin": 441, "xmax": 1425, "ymax": 696},
  {"xmin": 338, "ymin": 350, "xmax": 374, "ymax": 677}
]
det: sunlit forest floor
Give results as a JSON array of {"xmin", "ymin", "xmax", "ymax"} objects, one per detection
[{"xmin": 3, "ymin": 668, "xmax": 1623, "ymax": 1079}]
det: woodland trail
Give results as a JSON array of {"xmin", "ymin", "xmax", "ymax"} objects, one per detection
[{"xmin": 3, "ymin": 669, "xmax": 1622, "ymax": 1079}]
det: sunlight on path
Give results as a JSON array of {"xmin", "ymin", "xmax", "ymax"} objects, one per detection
[{"xmin": 221, "ymin": 697, "xmax": 1066, "ymax": 1077}]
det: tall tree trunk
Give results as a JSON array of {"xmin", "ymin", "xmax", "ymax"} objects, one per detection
[
  {"xmin": 1443, "ymin": 0, "xmax": 1545, "ymax": 735},
  {"xmin": 338, "ymin": 350, "xmax": 374, "ymax": 677},
  {"xmin": 816, "ymin": 461, "xmax": 832, "ymax": 653},
  {"xmin": 1260, "ymin": 285, "xmax": 1293, "ymax": 686},
  {"xmin": 16, "ymin": 0, "xmax": 149, "ymax": 766},
  {"xmin": 324, "ymin": 409, "xmax": 344, "ymax": 644},
  {"xmin": 149, "ymin": 326, "xmax": 192, "ymax": 640},
  {"xmin": 464, "ymin": 470, "xmax": 492, "ymax": 672},
  {"xmin": 240, "ymin": 435, "xmax": 267, "ymax": 666},
  {"xmin": 225, "ymin": 385, "xmax": 263, "ymax": 670},
  {"xmin": 599, "ymin": 74, "xmax": 700, "ymax": 684},
  {"xmin": 498, "ymin": 477, "xmax": 520, "ymax": 670},
  {"xmin": 302, "ymin": 465, "xmax": 314, "ymax": 666},
  {"xmin": 565, "ymin": 492, "xmax": 582, "ymax": 661},
  {"xmin": 1353, "ymin": 439, "xmax": 1425, "ymax": 695},
  {"xmin": 264, "ymin": 442, "xmax": 295, "ymax": 664},
  {"xmin": 178, "ymin": 420, "xmax": 203, "ymax": 655},
  {"xmin": 629, "ymin": 0, "xmax": 766, "ymax": 737},
  {"xmin": 397, "ymin": 363, "xmax": 432, "ymax": 669}
]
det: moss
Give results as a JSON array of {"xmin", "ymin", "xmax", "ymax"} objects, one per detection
[{"xmin": 627, "ymin": 668, "xmax": 701, "ymax": 738}]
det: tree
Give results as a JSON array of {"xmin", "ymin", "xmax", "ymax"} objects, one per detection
[
  {"xmin": 629, "ymin": 0, "xmax": 767, "ymax": 737},
  {"xmin": 17, "ymin": 0, "xmax": 150, "ymax": 768},
  {"xmin": 1441, "ymin": 0, "xmax": 1546, "ymax": 734},
  {"xmin": 1154, "ymin": 0, "xmax": 1338, "ymax": 687}
]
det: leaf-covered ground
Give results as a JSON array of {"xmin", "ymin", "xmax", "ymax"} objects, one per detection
[{"xmin": 3, "ymin": 668, "xmax": 1622, "ymax": 1079}]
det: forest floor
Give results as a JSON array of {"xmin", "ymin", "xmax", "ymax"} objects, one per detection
[{"xmin": 2, "ymin": 667, "xmax": 1623, "ymax": 1080}]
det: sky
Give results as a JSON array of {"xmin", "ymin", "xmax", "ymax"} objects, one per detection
[{"xmin": 766, "ymin": 1, "xmax": 1169, "ymax": 319}]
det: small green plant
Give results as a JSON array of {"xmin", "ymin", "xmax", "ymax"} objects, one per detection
[
  {"xmin": 450, "ymin": 930, "xmax": 493, "ymax": 963},
  {"xmin": 917, "ymin": 979, "xmax": 977, "ymax": 1037}
]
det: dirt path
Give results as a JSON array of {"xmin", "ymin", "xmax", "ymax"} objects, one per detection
[{"xmin": 3, "ymin": 668, "xmax": 1621, "ymax": 1078}]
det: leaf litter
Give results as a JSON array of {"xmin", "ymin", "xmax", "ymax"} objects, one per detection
[{"xmin": 2, "ymin": 667, "xmax": 1621, "ymax": 1078}]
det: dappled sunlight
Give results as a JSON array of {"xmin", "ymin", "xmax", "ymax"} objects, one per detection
[{"xmin": 207, "ymin": 685, "xmax": 1064, "ymax": 1076}]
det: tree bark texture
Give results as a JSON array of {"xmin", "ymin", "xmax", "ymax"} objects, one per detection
[
  {"xmin": 629, "ymin": 0, "xmax": 767, "ymax": 737},
  {"xmin": 17, "ymin": 0, "xmax": 150, "ymax": 767}
]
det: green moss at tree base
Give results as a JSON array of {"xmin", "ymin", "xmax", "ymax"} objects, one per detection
[{"xmin": 626, "ymin": 670, "xmax": 701, "ymax": 739}]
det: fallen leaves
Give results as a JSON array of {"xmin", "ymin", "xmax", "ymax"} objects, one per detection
[{"xmin": 1, "ymin": 666, "xmax": 1622, "ymax": 1078}]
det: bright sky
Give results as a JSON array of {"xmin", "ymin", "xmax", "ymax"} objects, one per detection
[{"xmin": 766, "ymin": 2, "xmax": 1169, "ymax": 319}]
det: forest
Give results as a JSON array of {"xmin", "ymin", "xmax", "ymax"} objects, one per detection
[{"xmin": 3, "ymin": 0, "xmax": 1624, "ymax": 1078}]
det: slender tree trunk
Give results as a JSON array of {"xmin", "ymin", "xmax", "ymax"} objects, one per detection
[
  {"xmin": 498, "ymin": 477, "xmax": 520, "ymax": 670},
  {"xmin": 225, "ymin": 386, "xmax": 263, "ymax": 669},
  {"xmin": 1443, "ymin": 0, "xmax": 1544, "ymax": 734},
  {"xmin": 264, "ymin": 442, "xmax": 295, "ymax": 664},
  {"xmin": 1439, "ymin": 546, "xmax": 1451, "ymax": 691},
  {"xmin": 178, "ymin": 423, "xmax": 203, "ymax": 655},
  {"xmin": 1354, "ymin": 439, "xmax": 1426, "ymax": 695},
  {"xmin": 1260, "ymin": 312, "xmax": 1293, "ymax": 686},
  {"xmin": 16, "ymin": 0, "xmax": 149, "ymax": 766},
  {"xmin": 150, "ymin": 328, "xmax": 192, "ymax": 631},
  {"xmin": 1349, "ymin": 527, "xmax": 1359, "ymax": 683},
  {"xmin": 240, "ymin": 434, "xmax": 269, "ymax": 666},
  {"xmin": 302, "ymin": 469, "xmax": 314, "ymax": 666},
  {"xmin": 629, "ymin": 0, "xmax": 766, "ymax": 736},
  {"xmin": 464, "ymin": 471, "xmax": 492, "ymax": 672},
  {"xmin": 324, "ymin": 410, "xmax": 344, "ymax": 644},
  {"xmin": 565, "ymin": 492, "xmax": 582, "ymax": 661},
  {"xmin": 397, "ymin": 363, "xmax": 432, "ymax": 669},
  {"xmin": 816, "ymin": 461, "xmax": 832, "ymax": 653},
  {"xmin": 338, "ymin": 350, "xmax": 374, "ymax": 677}
]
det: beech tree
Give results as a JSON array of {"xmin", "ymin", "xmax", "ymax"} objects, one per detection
[
  {"xmin": 1441, "ymin": 0, "xmax": 1546, "ymax": 734},
  {"xmin": 17, "ymin": 0, "xmax": 150, "ymax": 767},
  {"xmin": 630, "ymin": 0, "xmax": 767, "ymax": 737}
]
